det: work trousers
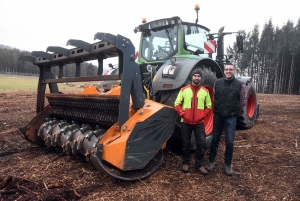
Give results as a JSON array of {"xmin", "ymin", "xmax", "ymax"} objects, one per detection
[
  {"xmin": 209, "ymin": 114, "xmax": 237, "ymax": 165},
  {"xmin": 181, "ymin": 123, "xmax": 206, "ymax": 168}
]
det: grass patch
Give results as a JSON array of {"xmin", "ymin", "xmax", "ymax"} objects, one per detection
[
  {"xmin": 0, "ymin": 74, "xmax": 78, "ymax": 90},
  {"xmin": 0, "ymin": 75, "xmax": 39, "ymax": 90}
]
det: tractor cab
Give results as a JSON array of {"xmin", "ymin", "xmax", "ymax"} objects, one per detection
[{"xmin": 134, "ymin": 17, "xmax": 211, "ymax": 63}]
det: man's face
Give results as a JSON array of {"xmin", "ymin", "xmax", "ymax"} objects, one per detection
[
  {"xmin": 192, "ymin": 74, "xmax": 201, "ymax": 85},
  {"xmin": 224, "ymin": 65, "xmax": 235, "ymax": 79}
]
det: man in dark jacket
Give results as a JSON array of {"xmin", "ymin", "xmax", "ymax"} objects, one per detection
[
  {"xmin": 206, "ymin": 64, "xmax": 246, "ymax": 176},
  {"xmin": 174, "ymin": 69, "xmax": 212, "ymax": 175}
]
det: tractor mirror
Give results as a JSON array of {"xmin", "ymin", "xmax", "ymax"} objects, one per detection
[
  {"xmin": 218, "ymin": 26, "xmax": 224, "ymax": 34},
  {"xmin": 194, "ymin": 49, "xmax": 204, "ymax": 55},
  {"xmin": 236, "ymin": 35, "xmax": 243, "ymax": 53}
]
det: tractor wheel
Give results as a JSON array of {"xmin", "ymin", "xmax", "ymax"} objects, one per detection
[
  {"xmin": 161, "ymin": 65, "xmax": 217, "ymax": 151},
  {"xmin": 237, "ymin": 82, "xmax": 258, "ymax": 129}
]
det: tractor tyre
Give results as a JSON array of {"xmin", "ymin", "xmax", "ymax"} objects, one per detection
[
  {"xmin": 237, "ymin": 81, "xmax": 258, "ymax": 129},
  {"xmin": 161, "ymin": 65, "xmax": 216, "ymax": 151}
]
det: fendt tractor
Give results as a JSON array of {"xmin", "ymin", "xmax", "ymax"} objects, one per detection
[{"xmin": 18, "ymin": 5, "xmax": 259, "ymax": 180}]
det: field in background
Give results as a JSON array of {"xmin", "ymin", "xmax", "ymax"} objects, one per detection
[
  {"xmin": 0, "ymin": 74, "xmax": 101, "ymax": 91},
  {"xmin": 0, "ymin": 74, "xmax": 40, "ymax": 90}
]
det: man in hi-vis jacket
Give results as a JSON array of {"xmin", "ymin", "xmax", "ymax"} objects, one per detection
[{"xmin": 174, "ymin": 69, "xmax": 212, "ymax": 175}]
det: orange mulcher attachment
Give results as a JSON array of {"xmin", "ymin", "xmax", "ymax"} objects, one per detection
[{"xmin": 18, "ymin": 33, "xmax": 176, "ymax": 180}]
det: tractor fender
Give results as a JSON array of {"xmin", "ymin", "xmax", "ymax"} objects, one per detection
[{"xmin": 152, "ymin": 57, "xmax": 222, "ymax": 91}]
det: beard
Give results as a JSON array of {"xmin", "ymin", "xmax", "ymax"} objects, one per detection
[{"xmin": 192, "ymin": 79, "xmax": 200, "ymax": 86}]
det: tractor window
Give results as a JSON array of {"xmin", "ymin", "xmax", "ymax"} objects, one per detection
[
  {"xmin": 184, "ymin": 25, "xmax": 209, "ymax": 56},
  {"xmin": 141, "ymin": 25, "xmax": 178, "ymax": 62}
]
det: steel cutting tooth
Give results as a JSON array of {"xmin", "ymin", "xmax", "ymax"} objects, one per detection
[
  {"xmin": 62, "ymin": 124, "xmax": 80, "ymax": 155},
  {"xmin": 45, "ymin": 135, "xmax": 52, "ymax": 148},
  {"xmin": 51, "ymin": 125, "xmax": 61, "ymax": 147},
  {"xmin": 72, "ymin": 125, "xmax": 92, "ymax": 155},
  {"xmin": 65, "ymin": 142, "xmax": 72, "ymax": 155},
  {"xmin": 51, "ymin": 121, "xmax": 69, "ymax": 147},
  {"xmin": 68, "ymin": 126, "xmax": 82, "ymax": 155},
  {"xmin": 54, "ymin": 122, "xmax": 70, "ymax": 148},
  {"xmin": 37, "ymin": 121, "xmax": 51, "ymax": 140},
  {"xmin": 76, "ymin": 130, "xmax": 94, "ymax": 156},
  {"xmin": 44, "ymin": 119, "xmax": 60, "ymax": 147},
  {"xmin": 83, "ymin": 129, "xmax": 106, "ymax": 161},
  {"xmin": 59, "ymin": 125, "xmax": 72, "ymax": 151},
  {"xmin": 40, "ymin": 119, "xmax": 58, "ymax": 141}
]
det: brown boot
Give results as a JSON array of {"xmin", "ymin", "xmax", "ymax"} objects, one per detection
[
  {"xmin": 181, "ymin": 164, "xmax": 189, "ymax": 173},
  {"xmin": 197, "ymin": 166, "xmax": 208, "ymax": 175}
]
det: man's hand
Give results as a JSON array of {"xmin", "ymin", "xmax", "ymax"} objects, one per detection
[
  {"xmin": 204, "ymin": 108, "xmax": 211, "ymax": 117},
  {"xmin": 179, "ymin": 110, "xmax": 185, "ymax": 117}
]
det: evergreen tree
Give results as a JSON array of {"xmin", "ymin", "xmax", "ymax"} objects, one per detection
[{"xmin": 258, "ymin": 19, "xmax": 275, "ymax": 93}]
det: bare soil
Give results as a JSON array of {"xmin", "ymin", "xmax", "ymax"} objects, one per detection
[{"xmin": 0, "ymin": 90, "xmax": 299, "ymax": 201}]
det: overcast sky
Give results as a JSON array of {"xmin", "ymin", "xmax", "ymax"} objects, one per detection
[{"xmin": 1, "ymin": 0, "xmax": 299, "ymax": 68}]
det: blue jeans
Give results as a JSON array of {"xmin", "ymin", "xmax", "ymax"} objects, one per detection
[
  {"xmin": 209, "ymin": 114, "xmax": 237, "ymax": 166},
  {"xmin": 181, "ymin": 123, "xmax": 206, "ymax": 168}
]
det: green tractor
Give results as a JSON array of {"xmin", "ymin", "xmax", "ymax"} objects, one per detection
[{"xmin": 134, "ymin": 5, "xmax": 259, "ymax": 150}]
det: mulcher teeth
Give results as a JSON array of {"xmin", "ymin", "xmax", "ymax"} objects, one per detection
[{"xmin": 37, "ymin": 118, "xmax": 105, "ymax": 161}]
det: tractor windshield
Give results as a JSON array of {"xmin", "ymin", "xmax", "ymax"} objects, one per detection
[
  {"xmin": 141, "ymin": 25, "xmax": 177, "ymax": 62},
  {"xmin": 183, "ymin": 24, "xmax": 209, "ymax": 56}
]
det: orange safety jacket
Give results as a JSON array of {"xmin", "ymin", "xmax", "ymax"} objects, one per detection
[{"xmin": 174, "ymin": 84, "xmax": 212, "ymax": 124}]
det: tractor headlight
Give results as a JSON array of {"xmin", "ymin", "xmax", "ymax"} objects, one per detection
[{"xmin": 162, "ymin": 64, "xmax": 178, "ymax": 78}]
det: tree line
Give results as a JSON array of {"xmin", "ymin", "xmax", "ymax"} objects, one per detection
[
  {"xmin": 228, "ymin": 18, "xmax": 300, "ymax": 95},
  {"xmin": 1, "ymin": 17, "xmax": 300, "ymax": 94},
  {"xmin": 0, "ymin": 47, "xmax": 98, "ymax": 77}
]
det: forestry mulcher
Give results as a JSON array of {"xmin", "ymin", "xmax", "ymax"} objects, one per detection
[{"xmin": 19, "ymin": 5, "xmax": 258, "ymax": 180}]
